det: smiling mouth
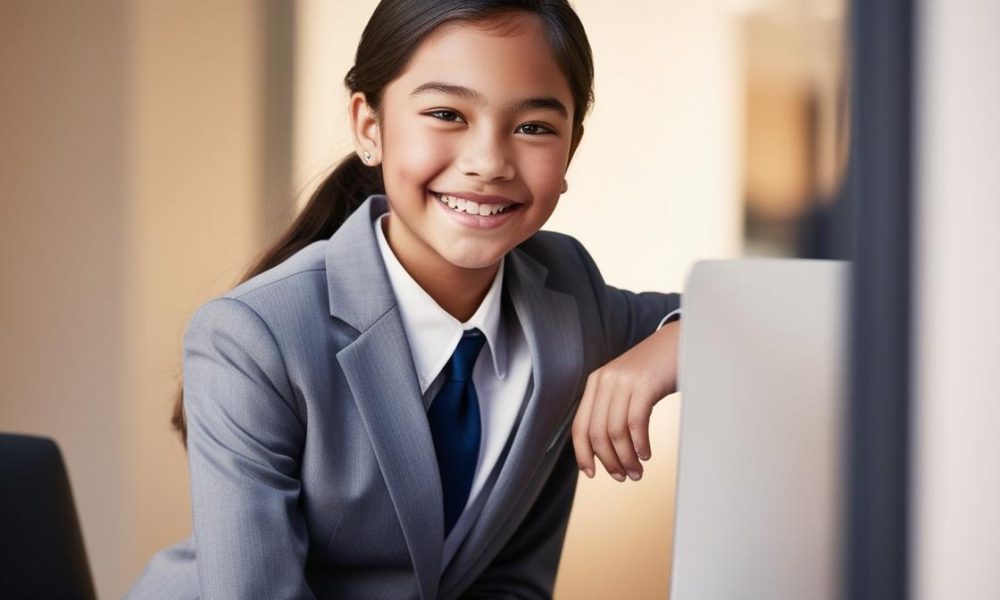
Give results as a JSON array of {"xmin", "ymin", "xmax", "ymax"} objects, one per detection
[{"xmin": 431, "ymin": 191, "xmax": 521, "ymax": 217}]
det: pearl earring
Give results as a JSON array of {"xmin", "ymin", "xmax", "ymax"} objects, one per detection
[{"xmin": 362, "ymin": 151, "xmax": 372, "ymax": 163}]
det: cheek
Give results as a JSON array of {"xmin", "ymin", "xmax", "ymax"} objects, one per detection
[
  {"xmin": 519, "ymin": 150, "xmax": 567, "ymax": 196},
  {"xmin": 384, "ymin": 124, "xmax": 451, "ymax": 188}
]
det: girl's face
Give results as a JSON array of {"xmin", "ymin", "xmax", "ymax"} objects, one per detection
[{"xmin": 352, "ymin": 13, "xmax": 577, "ymax": 276}]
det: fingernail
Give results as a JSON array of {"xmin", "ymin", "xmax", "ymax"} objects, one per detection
[
  {"xmin": 638, "ymin": 452, "xmax": 650, "ymax": 461},
  {"xmin": 627, "ymin": 470, "xmax": 642, "ymax": 481},
  {"xmin": 584, "ymin": 467, "xmax": 594, "ymax": 478},
  {"xmin": 612, "ymin": 472, "xmax": 626, "ymax": 482}
]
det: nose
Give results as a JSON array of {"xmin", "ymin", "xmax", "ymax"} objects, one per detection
[{"xmin": 457, "ymin": 127, "xmax": 515, "ymax": 182}]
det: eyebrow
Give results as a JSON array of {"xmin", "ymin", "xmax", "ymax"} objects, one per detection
[{"xmin": 410, "ymin": 81, "xmax": 569, "ymax": 119}]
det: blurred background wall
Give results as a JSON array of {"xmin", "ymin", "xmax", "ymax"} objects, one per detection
[
  {"xmin": 1, "ymin": 2, "xmax": 275, "ymax": 597},
  {"xmin": 1, "ymin": 2, "xmax": 131, "ymax": 595},
  {"xmin": 912, "ymin": 0, "xmax": 1000, "ymax": 597},
  {"xmin": 0, "ymin": 1, "xmax": 844, "ymax": 597}
]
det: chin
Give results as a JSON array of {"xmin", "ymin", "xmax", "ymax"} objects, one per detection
[{"xmin": 439, "ymin": 248, "xmax": 505, "ymax": 271}]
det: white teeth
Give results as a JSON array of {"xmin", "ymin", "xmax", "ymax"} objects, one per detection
[{"xmin": 434, "ymin": 193, "xmax": 514, "ymax": 217}]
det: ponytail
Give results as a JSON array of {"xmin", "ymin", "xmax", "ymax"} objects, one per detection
[{"xmin": 170, "ymin": 152, "xmax": 383, "ymax": 447}]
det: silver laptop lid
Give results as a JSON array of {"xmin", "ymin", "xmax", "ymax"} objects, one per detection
[{"xmin": 670, "ymin": 259, "xmax": 848, "ymax": 600}]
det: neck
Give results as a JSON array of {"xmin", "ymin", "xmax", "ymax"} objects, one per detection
[{"xmin": 382, "ymin": 215, "xmax": 498, "ymax": 323}]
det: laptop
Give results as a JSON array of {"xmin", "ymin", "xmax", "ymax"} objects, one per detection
[{"xmin": 669, "ymin": 259, "xmax": 848, "ymax": 600}]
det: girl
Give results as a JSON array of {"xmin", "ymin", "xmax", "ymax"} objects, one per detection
[{"xmin": 129, "ymin": 1, "xmax": 681, "ymax": 598}]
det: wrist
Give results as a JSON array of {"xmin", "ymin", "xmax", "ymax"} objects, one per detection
[{"xmin": 654, "ymin": 321, "xmax": 681, "ymax": 395}]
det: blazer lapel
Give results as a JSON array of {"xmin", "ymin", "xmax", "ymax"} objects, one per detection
[
  {"xmin": 440, "ymin": 245, "xmax": 584, "ymax": 595},
  {"xmin": 326, "ymin": 195, "xmax": 444, "ymax": 600}
]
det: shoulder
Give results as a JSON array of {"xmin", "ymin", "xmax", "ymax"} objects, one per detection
[
  {"xmin": 188, "ymin": 240, "xmax": 330, "ymax": 338},
  {"xmin": 510, "ymin": 229, "xmax": 610, "ymax": 302},
  {"xmin": 224, "ymin": 240, "xmax": 328, "ymax": 306},
  {"xmin": 515, "ymin": 229, "xmax": 586, "ymax": 262},
  {"xmin": 515, "ymin": 229, "xmax": 600, "ymax": 277}
]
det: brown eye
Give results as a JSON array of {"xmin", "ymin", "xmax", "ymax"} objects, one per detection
[
  {"xmin": 516, "ymin": 123, "xmax": 553, "ymax": 135},
  {"xmin": 427, "ymin": 110, "xmax": 464, "ymax": 123}
]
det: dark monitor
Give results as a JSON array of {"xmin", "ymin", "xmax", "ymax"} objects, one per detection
[{"xmin": 0, "ymin": 433, "xmax": 97, "ymax": 600}]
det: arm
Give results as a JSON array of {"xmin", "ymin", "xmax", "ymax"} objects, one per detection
[
  {"xmin": 568, "ymin": 237, "xmax": 683, "ymax": 483},
  {"xmin": 569, "ymin": 237, "xmax": 681, "ymax": 358},
  {"xmin": 460, "ymin": 440, "xmax": 580, "ymax": 599},
  {"xmin": 183, "ymin": 298, "xmax": 315, "ymax": 600}
]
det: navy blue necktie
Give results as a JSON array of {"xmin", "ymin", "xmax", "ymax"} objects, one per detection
[{"xmin": 428, "ymin": 328, "xmax": 486, "ymax": 537}]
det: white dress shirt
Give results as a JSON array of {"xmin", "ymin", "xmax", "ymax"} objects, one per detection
[{"xmin": 374, "ymin": 214, "xmax": 533, "ymax": 571}]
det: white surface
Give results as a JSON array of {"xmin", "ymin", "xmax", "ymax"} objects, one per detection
[
  {"xmin": 913, "ymin": 0, "xmax": 1000, "ymax": 597},
  {"xmin": 670, "ymin": 259, "xmax": 848, "ymax": 600}
]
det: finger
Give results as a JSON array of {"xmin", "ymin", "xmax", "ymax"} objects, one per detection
[
  {"xmin": 608, "ymin": 389, "xmax": 643, "ymax": 481},
  {"xmin": 629, "ymin": 391, "xmax": 656, "ymax": 462},
  {"xmin": 589, "ymin": 381, "xmax": 627, "ymax": 482},
  {"xmin": 572, "ymin": 373, "xmax": 598, "ymax": 478}
]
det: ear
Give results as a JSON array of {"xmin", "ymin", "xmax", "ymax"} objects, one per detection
[
  {"xmin": 566, "ymin": 123, "xmax": 585, "ymax": 168},
  {"xmin": 349, "ymin": 91, "xmax": 382, "ymax": 165}
]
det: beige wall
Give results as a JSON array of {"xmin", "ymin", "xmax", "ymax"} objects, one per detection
[
  {"xmin": 122, "ymin": 0, "xmax": 270, "ymax": 592},
  {"xmin": 1, "ymin": 1, "xmax": 740, "ymax": 597},
  {"xmin": 0, "ymin": 2, "xmax": 131, "ymax": 596},
  {"xmin": 1, "ymin": 1, "xmax": 271, "ymax": 597}
]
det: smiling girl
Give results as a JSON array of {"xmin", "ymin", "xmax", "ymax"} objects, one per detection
[{"xmin": 128, "ymin": 1, "xmax": 681, "ymax": 598}]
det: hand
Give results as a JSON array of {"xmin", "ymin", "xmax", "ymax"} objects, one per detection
[{"xmin": 572, "ymin": 321, "xmax": 681, "ymax": 482}]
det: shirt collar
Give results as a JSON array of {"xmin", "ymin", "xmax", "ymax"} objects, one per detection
[{"xmin": 374, "ymin": 213, "xmax": 507, "ymax": 394}]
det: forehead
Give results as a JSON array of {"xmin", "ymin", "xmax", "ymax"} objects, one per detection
[{"xmin": 389, "ymin": 13, "xmax": 573, "ymax": 111}]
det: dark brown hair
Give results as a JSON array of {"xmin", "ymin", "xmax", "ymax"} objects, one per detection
[{"xmin": 172, "ymin": 0, "xmax": 595, "ymax": 446}]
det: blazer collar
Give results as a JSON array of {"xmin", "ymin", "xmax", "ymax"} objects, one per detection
[
  {"xmin": 439, "ymin": 247, "xmax": 583, "ymax": 596},
  {"xmin": 328, "ymin": 195, "xmax": 582, "ymax": 599},
  {"xmin": 325, "ymin": 195, "xmax": 398, "ymax": 332}
]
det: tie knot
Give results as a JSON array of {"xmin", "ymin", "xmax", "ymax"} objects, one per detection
[{"xmin": 446, "ymin": 329, "xmax": 486, "ymax": 383}]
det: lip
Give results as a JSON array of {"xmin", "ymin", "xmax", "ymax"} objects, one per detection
[
  {"xmin": 430, "ymin": 191, "xmax": 522, "ymax": 230},
  {"xmin": 430, "ymin": 190, "xmax": 523, "ymax": 205}
]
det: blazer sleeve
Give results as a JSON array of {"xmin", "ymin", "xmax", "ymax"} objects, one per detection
[
  {"xmin": 182, "ymin": 297, "xmax": 314, "ymax": 600},
  {"xmin": 569, "ymin": 237, "xmax": 682, "ymax": 359}
]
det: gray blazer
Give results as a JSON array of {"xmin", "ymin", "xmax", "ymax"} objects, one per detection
[{"xmin": 128, "ymin": 194, "xmax": 680, "ymax": 600}]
